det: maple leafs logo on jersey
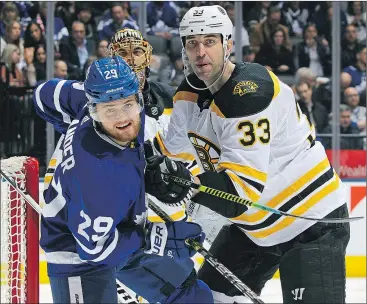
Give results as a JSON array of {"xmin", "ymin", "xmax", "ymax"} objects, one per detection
[{"xmin": 233, "ymin": 81, "xmax": 258, "ymax": 96}]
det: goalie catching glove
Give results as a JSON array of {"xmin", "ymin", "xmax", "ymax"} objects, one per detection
[
  {"xmin": 145, "ymin": 221, "xmax": 205, "ymax": 259},
  {"xmin": 145, "ymin": 155, "xmax": 194, "ymax": 206}
]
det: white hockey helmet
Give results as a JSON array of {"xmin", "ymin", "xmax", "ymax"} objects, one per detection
[{"xmin": 179, "ymin": 5, "xmax": 233, "ymax": 76}]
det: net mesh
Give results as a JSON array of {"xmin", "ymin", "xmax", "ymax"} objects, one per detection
[{"xmin": 1, "ymin": 156, "xmax": 30, "ymax": 303}]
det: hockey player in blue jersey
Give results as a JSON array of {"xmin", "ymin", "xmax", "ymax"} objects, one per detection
[
  {"xmin": 35, "ymin": 56, "xmax": 213, "ymax": 303},
  {"xmin": 37, "ymin": 28, "xmax": 189, "ymax": 225}
]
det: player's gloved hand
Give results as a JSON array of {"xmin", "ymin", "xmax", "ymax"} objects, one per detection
[
  {"xmin": 145, "ymin": 155, "xmax": 194, "ymax": 206},
  {"xmin": 144, "ymin": 221, "xmax": 205, "ymax": 259},
  {"xmin": 144, "ymin": 139, "xmax": 161, "ymax": 158}
]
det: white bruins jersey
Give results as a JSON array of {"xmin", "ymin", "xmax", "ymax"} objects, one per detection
[
  {"xmin": 157, "ymin": 62, "xmax": 345, "ymax": 247},
  {"xmin": 144, "ymin": 109, "xmax": 188, "ymax": 222}
]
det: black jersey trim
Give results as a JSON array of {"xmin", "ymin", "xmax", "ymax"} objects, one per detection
[{"xmin": 237, "ymin": 167, "xmax": 334, "ymax": 231}]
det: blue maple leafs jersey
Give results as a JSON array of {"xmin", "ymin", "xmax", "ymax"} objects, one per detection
[{"xmin": 34, "ymin": 79, "xmax": 147, "ymax": 276}]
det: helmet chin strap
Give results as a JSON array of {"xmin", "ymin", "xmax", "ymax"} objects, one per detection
[{"xmin": 185, "ymin": 42, "xmax": 231, "ymax": 91}]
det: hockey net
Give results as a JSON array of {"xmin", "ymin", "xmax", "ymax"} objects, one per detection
[{"xmin": 1, "ymin": 156, "xmax": 39, "ymax": 303}]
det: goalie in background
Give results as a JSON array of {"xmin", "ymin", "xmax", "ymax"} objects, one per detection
[
  {"xmin": 34, "ymin": 56, "xmax": 213, "ymax": 303},
  {"xmin": 144, "ymin": 5, "xmax": 350, "ymax": 304}
]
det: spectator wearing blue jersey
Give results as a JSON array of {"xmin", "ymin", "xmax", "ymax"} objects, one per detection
[
  {"xmin": 38, "ymin": 2, "xmax": 69, "ymax": 43},
  {"xmin": 342, "ymin": 45, "xmax": 366, "ymax": 95},
  {"xmin": 98, "ymin": 2, "xmax": 138, "ymax": 42},
  {"xmin": 146, "ymin": 1, "xmax": 179, "ymax": 38},
  {"xmin": 34, "ymin": 56, "xmax": 213, "ymax": 304}
]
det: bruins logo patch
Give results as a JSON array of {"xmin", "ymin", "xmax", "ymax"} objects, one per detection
[
  {"xmin": 233, "ymin": 81, "xmax": 258, "ymax": 96},
  {"xmin": 188, "ymin": 132, "xmax": 221, "ymax": 172}
]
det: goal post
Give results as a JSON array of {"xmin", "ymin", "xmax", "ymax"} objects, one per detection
[{"xmin": 1, "ymin": 156, "xmax": 39, "ymax": 303}]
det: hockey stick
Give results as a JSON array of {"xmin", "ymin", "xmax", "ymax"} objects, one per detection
[
  {"xmin": 147, "ymin": 198, "xmax": 265, "ymax": 304},
  {"xmin": 162, "ymin": 173, "xmax": 363, "ymax": 224},
  {"xmin": 1, "ymin": 168, "xmax": 43, "ymax": 214},
  {"xmin": 1, "ymin": 169, "xmax": 139, "ymax": 304}
]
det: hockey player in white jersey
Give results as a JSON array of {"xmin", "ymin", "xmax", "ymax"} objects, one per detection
[{"xmin": 144, "ymin": 5, "xmax": 350, "ymax": 303}]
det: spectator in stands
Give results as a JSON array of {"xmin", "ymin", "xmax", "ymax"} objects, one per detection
[
  {"xmin": 0, "ymin": 2, "xmax": 19, "ymax": 37},
  {"xmin": 54, "ymin": 60, "xmax": 68, "ymax": 79},
  {"xmin": 82, "ymin": 56, "xmax": 97, "ymax": 79},
  {"xmin": 99, "ymin": 2, "xmax": 138, "ymax": 41},
  {"xmin": 96, "ymin": 39, "xmax": 109, "ymax": 59},
  {"xmin": 255, "ymin": 27, "xmax": 295, "ymax": 75},
  {"xmin": 34, "ymin": 45, "xmax": 47, "ymax": 81},
  {"xmin": 245, "ymin": 2, "xmax": 270, "ymax": 29},
  {"xmin": 75, "ymin": 2, "xmax": 98, "ymax": 49},
  {"xmin": 295, "ymin": 67, "xmax": 317, "ymax": 88},
  {"xmin": 250, "ymin": 6, "xmax": 292, "ymax": 54},
  {"xmin": 0, "ymin": 44, "xmax": 24, "ymax": 87},
  {"xmin": 224, "ymin": 2, "xmax": 250, "ymax": 56},
  {"xmin": 146, "ymin": 2, "xmax": 179, "ymax": 38},
  {"xmin": 297, "ymin": 23, "xmax": 331, "ymax": 77},
  {"xmin": 282, "ymin": 2, "xmax": 309, "ymax": 38},
  {"xmin": 341, "ymin": 24, "xmax": 365, "ymax": 68},
  {"xmin": 1, "ymin": 21, "xmax": 24, "ymax": 68},
  {"xmin": 81, "ymin": 40, "xmax": 109, "ymax": 79},
  {"xmin": 346, "ymin": 1, "xmax": 366, "ymax": 44},
  {"xmin": 296, "ymin": 82, "xmax": 329, "ymax": 133},
  {"xmin": 3, "ymin": 20, "xmax": 22, "ymax": 49},
  {"xmin": 121, "ymin": 1, "xmax": 138, "ymax": 23},
  {"xmin": 38, "ymin": 2, "xmax": 69, "ymax": 43},
  {"xmin": 342, "ymin": 45, "xmax": 366, "ymax": 95},
  {"xmin": 23, "ymin": 21, "xmax": 45, "ymax": 48},
  {"xmin": 24, "ymin": 44, "xmax": 46, "ymax": 86},
  {"xmin": 311, "ymin": 2, "xmax": 347, "ymax": 45},
  {"xmin": 311, "ymin": 71, "xmax": 359, "ymax": 114},
  {"xmin": 59, "ymin": 21, "xmax": 93, "ymax": 80},
  {"xmin": 344, "ymin": 87, "xmax": 366, "ymax": 132},
  {"xmin": 55, "ymin": 2, "xmax": 76, "ymax": 32},
  {"xmin": 323, "ymin": 105, "xmax": 364, "ymax": 150},
  {"xmin": 243, "ymin": 46, "xmax": 256, "ymax": 63}
]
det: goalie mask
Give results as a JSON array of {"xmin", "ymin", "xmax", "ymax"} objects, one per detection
[{"xmin": 109, "ymin": 28, "xmax": 153, "ymax": 89}]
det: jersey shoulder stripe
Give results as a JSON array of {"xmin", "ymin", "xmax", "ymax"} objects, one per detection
[{"xmin": 213, "ymin": 63, "xmax": 279, "ymax": 118}]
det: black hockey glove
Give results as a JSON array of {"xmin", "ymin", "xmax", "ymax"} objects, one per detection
[{"xmin": 145, "ymin": 155, "xmax": 194, "ymax": 206}]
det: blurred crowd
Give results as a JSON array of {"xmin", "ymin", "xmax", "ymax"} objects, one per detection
[{"xmin": 0, "ymin": 1, "xmax": 366, "ymax": 152}]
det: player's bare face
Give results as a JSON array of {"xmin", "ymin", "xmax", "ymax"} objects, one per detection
[
  {"xmin": 97, "ymin": 96, "xmax": 141, "ymax": 143},
  {"xmin": 185, "ymin": 34, "xmax": 224, "ymax": 82}
]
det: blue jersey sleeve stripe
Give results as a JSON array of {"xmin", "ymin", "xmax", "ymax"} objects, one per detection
[
  {"xmin": 54, "ymin": 80, "xmax": 71, "ymax": 124},
  {"xmin": 35, "ymin": 82, "xmax": 46, "ymax": 112}
]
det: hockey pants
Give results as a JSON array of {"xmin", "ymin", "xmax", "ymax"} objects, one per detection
[{"xmin": 198, "ymin": 204, "xmax": 350, "ymax": 303}]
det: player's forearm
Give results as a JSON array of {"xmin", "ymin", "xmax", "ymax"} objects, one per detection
[{"xmin": 191, "ymin": 172, "xmax": 247, "ymax": 218}]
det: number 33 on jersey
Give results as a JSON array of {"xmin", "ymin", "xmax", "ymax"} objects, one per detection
[{"xmin": 157, "ymin": 62, "xmax": 345, "ymax": 247}]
